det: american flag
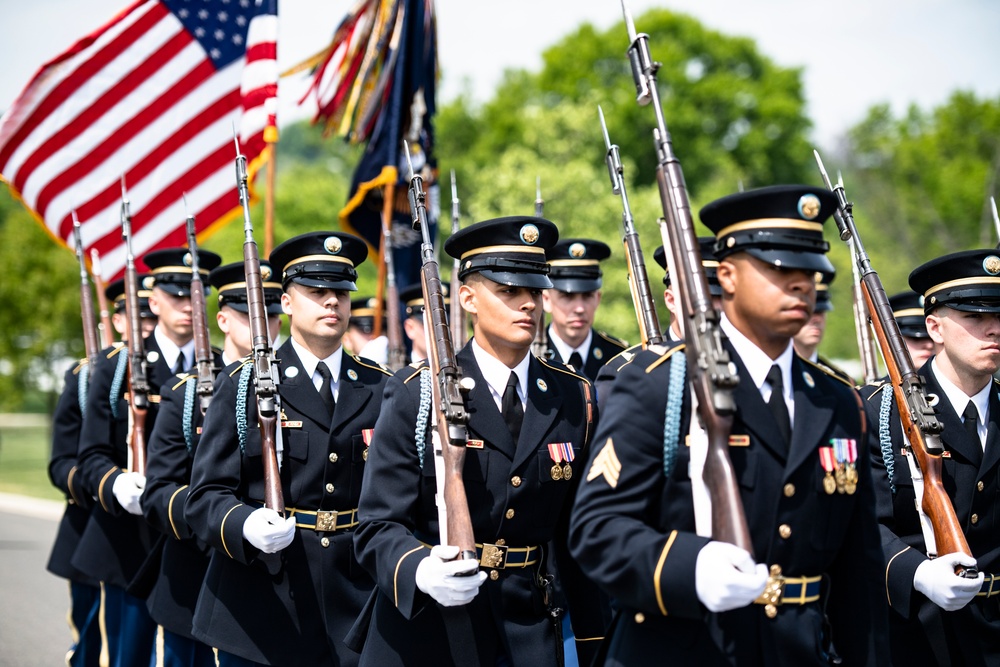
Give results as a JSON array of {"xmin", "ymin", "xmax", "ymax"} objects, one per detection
[{"xmin": 0, "ymin": 0, "xmax": 278, "ymax": 280}]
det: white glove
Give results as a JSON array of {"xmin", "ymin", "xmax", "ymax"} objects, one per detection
[
  {"xmin": 415, "ymin": 544, "xmax": 487, "ymax": 607},
  {"xmin": 913, "ymin": 553, "xmax": 983, "ymax": 611},
  {"xmin": 242, "ymin": 507, "xmax": 296, "ymax": 554},
  {"xmin": 112, "ymin": 472, "xmax": 146, "ymax": 515},
  {"xmin": 695, "ymin": 541, "xmax": 769, "ymax": 613}
]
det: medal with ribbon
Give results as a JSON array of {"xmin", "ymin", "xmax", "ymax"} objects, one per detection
[
  {"xmin": 548, "ymin": 443, "xmax": 568, "ymax": 481},
  {"xmin": 831, "ymin": 438, "xmax": 858, "ymax": 495},
  {"xmin": 819, "ymin": 446, "xmax": 837, "ymax": 495},
  {"xmin": 559, "ymin": 442, "xmax": 574, "ymax": 480}
]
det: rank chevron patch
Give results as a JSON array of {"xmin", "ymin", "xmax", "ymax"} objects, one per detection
[{"xmin": 587, "ymin": 438, "xmax": 622, "ymax": 488}]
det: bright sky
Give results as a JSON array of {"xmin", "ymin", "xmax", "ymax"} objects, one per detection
[{"xmin": 2, "ymin": 1, "xmax": 998, "ymax": 149}]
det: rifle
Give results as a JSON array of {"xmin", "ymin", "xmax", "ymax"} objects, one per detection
[
  {"xmin": 991, "ymin": 196, "xmax": 1000, "ymax": 248},
  {"xmin": 814, "ymin": 151, "xmax": 977, "ymax": 574},
  {"xmin": 599, "ymin": 105, "xmax": 664, "ymax": 347},
  {"xmin": 234, "ymin": 135, "xmax": 284, "ymax": 516},
  {"xmin": 183, "ymin": 196, "xmax": 217, "ymax": 415},
  {"xmin": 72, "ymin": 212, "xmax": 100, "ymax": 367},
  {"xmin": 621, "ymin": 2, "xmax": 751, "ymax": 553},
  {"xmin": 449, "ymin": 170, "xmax": 466, "ymax": 348},
  {"xmin": 530, "ymin": 176, "xmax": 550, "ymax": 359},
  {"xmin": 404, "ymin": 142, "xmax": 476, "ymax": 563},
  {"xmin": 120, "ymin": 177, "xmax": 149, "ymax": 476},
  {"xmin": 90, "ymin": 249, "xmax": 116, "ymax": 348}
]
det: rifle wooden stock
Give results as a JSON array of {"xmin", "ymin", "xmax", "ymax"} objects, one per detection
[
  {"xmin": 622, "ymin": 7, "xmax": 751, "ymax": 553},
  {"xmin": 72, "ymin": 216, "xmax": 100, "ymax": 365},
  {"xmin": 814, "ymin": 151, "xmax": 975, "ymax": 573},
  {"xmin": 91, "ymin": 250, "xmax": 116, "ymax": 348},
  {"xmin": 235, "ymin": 139, "xmax": 284, "ymax": 516},
  {"xmin": 186, "ymin": 214, "xmax": 216, "ymax": 415}
]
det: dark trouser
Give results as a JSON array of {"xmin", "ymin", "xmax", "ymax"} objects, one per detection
[
  {"xmin": 216, "ymin": 650, "xmax": 268, "ymax": 667},
  {"xmin": 103, "ymin": 584, "xmax": 156, "ymax": 667},
  {"xmin": 67, "ymin": 580, "xmax": 103, "ymax": 667},
  {"xmin": 150, "ymin": 626, "xmax": 216, "ymax": 667}
]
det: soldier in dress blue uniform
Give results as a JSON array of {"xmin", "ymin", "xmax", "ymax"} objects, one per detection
[
  {"xmin": 185, "ymin": 232, "xmax": 390, "ymax": 667},
  {"xmin": 140, "ymin": 261, "xmax": 282, "ymax": 666},
  {"xmin": 570, "ymin": 185, "xmax": 889, "ymax": 666},
  {"xmin": 352, "ymin": 217, "xmax": 608, "ymax": 666},
  {"xmin": 541, "ymin": 238, "xmax": 627, "ymax": 380},
  {"xmin": 345, "ymin": 296, "xmax": 388, "ymax": 364},
  {"xmin": 47, "ymin": 279, "xmax": 156, "ymax": 667},
  {"xmin": 794, "ymin": 271, "xmax": 855, "ymax": 384},
  {"xmin": 862, "ymin": 250, "xmax": 1000, "ymax": 665},
  {"xmin": 888, "ymin": 290, "xmax": 936, "ymax": 370},
  {"xmin": 72, "ymin": 247, "xmax": 220, "ymax": 667}
]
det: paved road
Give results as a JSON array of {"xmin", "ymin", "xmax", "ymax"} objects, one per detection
[{"xmin": 0, "ymin": 493, "xmax": 73, "ymax": 667}]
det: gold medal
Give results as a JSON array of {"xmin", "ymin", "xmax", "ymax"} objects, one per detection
[
  {"xmin": 550, "ymin": 464, "xmax": 564, "ymax": 481},
  {"xmin": 823, "ymin": 473, "xmax": 837, "ymax": 495},
  {"xmin": 835, "ymin": 466, "xmax": 847, "ymax": 494},
  {"xmin": 562, "ymin": 463, "xmax": 573, "ymax": 480},
  {"xmin": 846, "ymin": 463, "xmax": 858, "ymax": 485},
  {"xmin": 845, "ymin": 479, "xmax": 857, "ymax": 495}
]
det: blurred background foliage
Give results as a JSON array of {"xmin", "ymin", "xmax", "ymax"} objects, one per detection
[{"xmin": 2, "ymin": 8, "xmax": 999, "ymax": 410}]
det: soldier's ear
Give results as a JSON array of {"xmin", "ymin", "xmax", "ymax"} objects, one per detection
[
  {"xmin": 280, "ymin": 292, "xmax": 293, "ymax": 316},
  {"xmin": 459, "ymin": 283, "xmax": 477, "ymax": 315},
  {"xmin": 716, "ymin": 259, "xmax": 737, "ymax": 297},
  {"xmin": 926, "ymin": 312, "xmax": 944, "ymax": 346}
]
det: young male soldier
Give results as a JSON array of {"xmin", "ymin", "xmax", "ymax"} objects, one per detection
[
  {"xmin": 863, "ymin": 250, "xmax": 1000, "ymax": 665},
  {"xmin": 73, "ymin": 247, "xmax": 219, "ymax": 667},
  {"xmin": 542, "ymin": 238, "xmax": 626, "ymax": 380},
  {"xmin": 793, "ymin": 272, "xmax": 854, "ymax": 383},
  {"xmin": 47, "ymin": 278, "xmax": 156, "ymax": 667},
  {"xmin": 398, "ymin": 282, "xmax": 450, "ymax": 363},
  {"xmin": 888, "ymin": 289, "xmax": 936, "ymax": 369},
  {"xmin": 185, "ymin": 232, "xmax": 390, "ymax": 667},
  {"xmin": 570, "ymin": 186, "xmax": 888, "ymax": 666},
  {"xmin": 352, "ymin": 217, "xmax": 607, "ymax": 666},
  {"xmin": 140, "ymin": 261, "xmax": 283, "ymax": 666},
  {"xmin": 344, "ymin": 296, "xmax": 388, "ymax": 363}
]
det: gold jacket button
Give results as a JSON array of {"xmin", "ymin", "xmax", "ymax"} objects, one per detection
[
  {"xmin": 511, "ymin": 476, "xmax": 522, "ymax": 487},
  {"xmin": 505, "ymin": 509, "xmax": 515, "ymax": 519},
  {"xmin": 325, "ymin": 483, "xmax": 335, "ymax": 494},
  {"xmin": 783, "ymin": 483, "xmax": 795, "ymax": 497},
  {"xmin": 634, "ymin": 612, "xmax": 645, "ymax": 624},
  {"xmin": 978, "ymin": 481, "xmax": 985, "ymax": 492},
  {"xmin": 489, "ymin": 570, "xmax": 499, "ymax": 581},
  {"xmin": 971, "ymin": 513, "xmax": 979, "ymax": 525},
  {"xmin": 320, "ymin": 537, "xmax": 330, "ymax": 548},
  {"xmin": 778, "ymin": 524, "xmax": 792, "ymax": 539},
  {"xmin": 329, "ymin": 452, "xmax": 339, "ymax": 463}
]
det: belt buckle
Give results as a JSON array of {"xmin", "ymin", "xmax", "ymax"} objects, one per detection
[
  {"xmin": 315, "ymin": 510, "xmax": 338, "ymax": 532},
  {"xmin": 755, "ymin": 565, "xmax": 786, "ymax": 618},
  {"xmin": 480, "ymin": 543, "xmax": 509, "ymax": 569}
]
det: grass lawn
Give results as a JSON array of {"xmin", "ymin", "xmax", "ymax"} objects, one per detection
[{"xmin": 0, "ymin": 423, "xmax": 62, "ymax": 501}]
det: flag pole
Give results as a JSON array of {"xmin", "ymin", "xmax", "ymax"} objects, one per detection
[
  {"xmin": 263, "ymin": 131, "xmax": 278, "ymax": 255},
  {"xmin": 373, "ymin": 181, "xmax": 394, "ymax": 339}
]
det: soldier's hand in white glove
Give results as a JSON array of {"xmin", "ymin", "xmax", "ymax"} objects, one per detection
[
  {"xmin": 415, "ymin": 545, "xmax": 487, "ymax": 607},
  {"xmin": 242, "ymin": 507, "xmax": 296, "ymax": 554},
  {"xmin": 695, "ymin": 540, "xmax": 769, "ymax": 613},
  {"xmin": 112, "ymin": 472, "xmax": 146, "ymax": 515},
  {"xmin": 913, "ymin": 553, "xmax": 983, "ymax": 611}
]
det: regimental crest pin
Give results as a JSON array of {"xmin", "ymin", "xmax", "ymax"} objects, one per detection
[
  {"xmin": 569, "ymin": 242, "xmax": 586, "ymax": 258},
  {"xmin": 284, "ymin": 366, "xmax": 299, "ymax": 378},
  {"xmin": 536, "ymin": 378, "xmax": 548, "ymax": 392},
  {"xmin": 984, "ymin": 255, "xmax": 1000, "ymax": 275},
  {"xmin": 798, "ymin": 194, "xmax": 821, "ymax": 220},
  {"xmin": 347, "ymin": 369, "xmax": 358, "ymax": 381},
  {"xmin": 142, "ymin": 276, "xmax": 156, "ymax": 290},
  {"xmin": 324, "ymin": 236, "xmax": 342, "ymax": 254},
  {"xmin": 146, "ymin": 351, "xmax": 160, "ymax": 364},
  {"xmin": 802, "ymin": 371, "xmax": 815, "ymax": 388},
  {"xmin": 183, "ymin": 252, "xmax": 193, "ymax": 267},
  {"xmin": 520, "ymin": 224, "xmax": 540, "ymax": 245},
  {"xmin": 594, "ymin": 348, "xmax": 603, "ymax": 360}
]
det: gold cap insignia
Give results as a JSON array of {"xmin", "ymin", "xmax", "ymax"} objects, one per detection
[
  {"xmin": 261, "ymin": 266, "xmax": 272, "ymax": 281},
  {"xmin": 142, "ymin": 276, "xmax": 156, "ymax": 290},
  {"xmin": 798, "ymin": 194, "xmax": 821, "ymax": 220},
  {"xmin": 464, "ymin": 260, "xmax": 472, "ymax": 270},
  {"xmin": 347, "ymin": 369, "xmax": 358, "ymax": 381},
  {"xmin": 520, "ymin": 224, "xmax": 540, "ymax": 245},
  {"xmin": 726, "ymin": 236, "xmax": 736, "ymax": 248},
  {"xmin": 984, "ymin": 255, "xmax": 1000, "ymax": 275},
  {"xmin": 324, "ymin": 236, "xmax": 342, "ymax": 254},
  {"xmin": 536, "ymin": 379, "xmax": 548, "ymax": 392},
  {"xmin": 569, "ymin": 242, "xmax": 586, "ymax": 258}
]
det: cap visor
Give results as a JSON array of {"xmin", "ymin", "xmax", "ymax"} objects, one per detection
[
  {"xmin": 549, "ymin": 278, "xmax": 602, "ymax": 293},
  {"xmin": 480, "ymin": 270, "xmax": 553, "ymax": 289},
  {"xmin": 288, "ymin": 276, "xmax": 358, "ymax": 291},
  {"xmin": 745, "ymin": 248, "xmax": 834, "ymax": 274}
]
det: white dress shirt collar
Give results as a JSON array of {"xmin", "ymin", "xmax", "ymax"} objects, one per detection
[{"xmin": 472, "ymin": 338, "xmax": 530, "ymax": 411}]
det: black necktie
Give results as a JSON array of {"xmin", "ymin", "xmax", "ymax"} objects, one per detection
[
  {"xmin": 501, "ymin": 371, "xmax": 524, "ymax": 443},
  {"xmin": 964, "ymin": 401, "xmax": 980, "ymax": 445},
  {"xmin": 766, "ymin": 364, "xmax": 791, "ymax": 449},
  {"xmin": 171, "ymin": 354, "xmax": 186, "ymax": 375},
  {"xmin": 316, "ymin": 362, "xmax": 335, "ymax": 419},
  {"xmin": 568, "ymin": 351, "xmax": 584, "ymax": 372}
]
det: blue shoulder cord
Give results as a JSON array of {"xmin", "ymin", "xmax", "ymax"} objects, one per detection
[
  {"xmin": 109, "ymin": 352, "xmax": 128, "ymax": 420},
  {"xmin": 236, "ymin": 363, "xmax": 253, "ymax": 454},
  {"xmin": 878, "ymin": 384, "xmax": 896, "ymax": 493},
  {"xmin": 77, "ymin": 364, "xmax": 89, "ymax": 416},
  {"xmin": 663, "ymin": 352, "xmax": 687, "ymax": 478},
  {"xmin": 182, "ymin": 377, "xmax": 197, "ymax": 453},
  {"xmin": 415, "ymin": 368, "xmax": 432, "ymax": 468}
]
